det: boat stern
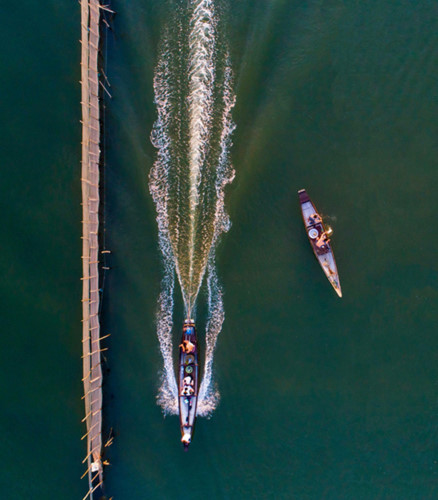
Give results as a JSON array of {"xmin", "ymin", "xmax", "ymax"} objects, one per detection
[{"xmin": 183, "ymin": 318, "xmax": 196, "ymax": 336}]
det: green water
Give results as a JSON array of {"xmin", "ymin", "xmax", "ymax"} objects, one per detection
[{"xmin": 1, "ymin": 1, "xmax": 438, "ymax": 498}]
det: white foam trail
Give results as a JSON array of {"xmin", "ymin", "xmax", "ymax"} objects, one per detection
[
  {"xmin": 197, "ymin": 59, "xmax": 235, "ymax": 415},
  {"xmin": 150, "ymin": 2, "xmax": 236, "ymax": 417},
  {"xmin": 155, "ymin": 268, "xmax": 178, "ymax": 415},
  {"xmin": 187, "ymin": 0, "xmax": 216, "ymax": 312},
  {"xmin": 196, "ymin": 260, "xmax": 223, "ymax": 416},
  {"xmin": 150, "ymin": 42, "xmax": 179, "ymax": 414}
]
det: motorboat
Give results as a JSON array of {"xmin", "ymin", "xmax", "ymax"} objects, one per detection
[
  {"xmin": 178, "ymin": 319, "xmax": 199, "ymax": 449},
  {"xmin": 298, "ymin": 189, "xmax": 342, "ymax": 297}
]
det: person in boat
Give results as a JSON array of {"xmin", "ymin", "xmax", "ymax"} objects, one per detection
[
  {"xmin": 182, "ymin": 432, "xmax": 191, "ymax": 445},
  {"xmin": 308, "ymin": 213, "xmax": 322, "ymax": 225},
  {"xmin": 182, "ymin": 385, "xmax": 195, "ymax": 396},
  {"xmin": 182, "ymin": 374, "xmax": 195, "ymax": 396},
  {"xmin": 316, "ymin": 231, "xmax": 329, "ymax": 248},
  {"xmin": 179, "ymin": 339, "xmax": 195, "ymax": 353}
]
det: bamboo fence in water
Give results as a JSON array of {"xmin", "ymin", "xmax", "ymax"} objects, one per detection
[{"xmin": 80, "ymin": 1, "xmax": 106, "ymax": 498}]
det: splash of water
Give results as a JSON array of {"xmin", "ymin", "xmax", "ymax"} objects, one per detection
[
  {"xmin": 186, "ymin": 0, "xmax": 216, "ymax": 312},
  {"xmin": 149, "ymin": 0, "xmax": 235, "ymax": 416},
  {"xmin": 198, "ymin": 60, "xmax": 235, "ymax": 415},
  {"xmin": 150, "ymin": 34, "xmax": 179, "ymax": 414}
]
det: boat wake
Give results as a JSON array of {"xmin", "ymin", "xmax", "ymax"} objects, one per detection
[{"xmin": 149, "ymin": 0, "xmax": 235, "ymax": 417}]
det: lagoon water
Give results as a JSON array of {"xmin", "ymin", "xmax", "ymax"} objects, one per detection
[{"xmin": 1, "ymin": 1, "xmax": 438, "ymax": 498}]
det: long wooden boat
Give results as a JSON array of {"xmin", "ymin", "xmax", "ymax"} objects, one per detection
[
  {"xmin": 178, "ymin": 319, "xmax": 199, "ymax": 449},
  {"xmin": 298, "ymin": 189, "xmax": 342, "ymax": 297}
]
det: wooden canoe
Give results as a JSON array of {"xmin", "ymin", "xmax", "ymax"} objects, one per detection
[
  {"xmin": 178, "ymin": 319, "xmax": 199, "ymax": 449},
  {"xmin": 298, "ymin": 189, "xmax": 342, "ymax": 298}
]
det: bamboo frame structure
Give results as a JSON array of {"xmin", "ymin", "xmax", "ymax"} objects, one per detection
[{"xmin": 81, "ymin": 1, "xmax": 105, "ymax": 498}]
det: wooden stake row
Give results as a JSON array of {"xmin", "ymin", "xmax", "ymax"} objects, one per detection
[{"xmin": 81, "ymin": 2, "xmax": 106, "ymax": 499}]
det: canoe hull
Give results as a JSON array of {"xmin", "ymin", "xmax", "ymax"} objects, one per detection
[
  {"xmin": 298, "ymin": 189, "xmax": 342, "ymax": 297},
  {"xmin": 178, "ymin": 320, "xmax": 199, "ymax": 448}
]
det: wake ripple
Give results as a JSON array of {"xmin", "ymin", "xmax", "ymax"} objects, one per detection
[{"xmin": 149, "ymin": 0, "xmax": 235, "ymax": 417}]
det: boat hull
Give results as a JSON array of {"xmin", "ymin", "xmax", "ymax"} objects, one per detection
[
  {"xmin": 298, "ymin": 189, "xmax": 342, "ymax": 297},
  {"xmin": 178, "ymin": 320, "xmax": 199, "ymax": 448}
]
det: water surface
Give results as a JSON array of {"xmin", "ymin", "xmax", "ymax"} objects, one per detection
[{"xmin": 1, "ymin": 1, "xmax": 437, "ymax": 498}]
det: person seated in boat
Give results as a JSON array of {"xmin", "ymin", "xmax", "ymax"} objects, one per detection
[
  {"xmin": 183, "ymin": 375, "xmax": 194, "ymax": 387},
  {"xmin": 179, "ymin": 339, "xmax": 195, "ymax": 353},
  {"xmin": 181, "ymin": 432, "xmax": 191, "ymax": 445},
  {"xmin": 316, "ymin": 232, "xmax": 329, "ymax": 248},
  {"xmin": 182, "ymin": 385, "xmax": 195, "ymax": 396},
  {"xmin": 308, "ymin": 213, "xmax": 322, "ymax": 225}
]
